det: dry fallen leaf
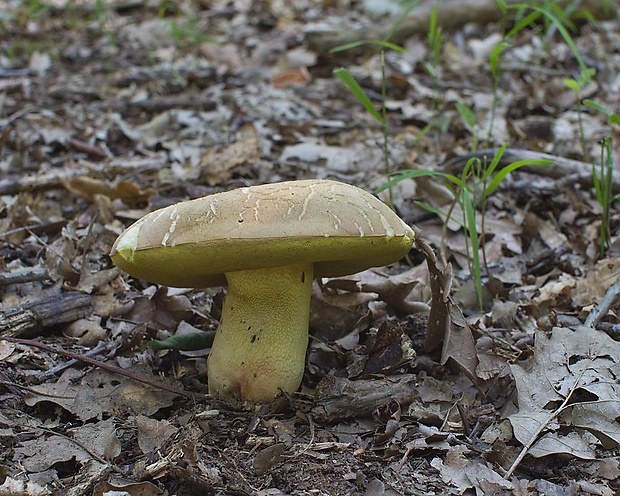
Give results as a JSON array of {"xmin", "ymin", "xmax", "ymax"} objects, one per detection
[
  {"xmin": 361, "ymin": 321, "xmax": 415, "ymax": 377},
  {"xmin": 417, "ymin": 236, "xmax": 479, "ymax": 385},
  {"xmin": 200, "ymin": 123, "xmax": 262, "ymax": 185},
  {"xmin": 0, "ymin": 477, "xmax": 50, "ymax": 496},
  {"xmin": 430, "ymin": 445, "xmax": 513, "ymax": 494},
  {"xmin": 15, "ymin": 435, "xmax": 104, "ymax": 473},
  {"xmin": 509, "ymin": 326, "xmax": 620, "ymax": 459},
  {"xmin": 24, "ymin": 368, "xmax": 177, "ymax": 420},
  {"xmin": 272, "ymin": 67, "xmax": 311, "ymax": 88},
  {"xmin": 136, "ymin": 415, "xmax": 179, "ymax": 455},
  {"xmin": 62, "ymin": 176, "xmax": 156, "ymax": 203}
]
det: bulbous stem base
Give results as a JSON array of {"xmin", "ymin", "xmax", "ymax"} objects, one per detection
[{"xmin": 207, "ymin": 263, "xmax": 314, "ymax": 402}]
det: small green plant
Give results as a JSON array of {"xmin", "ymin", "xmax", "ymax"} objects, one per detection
[
  {"xmin": 158, "ymin": 0, "xmax": 181, "ymax": 17},
  {"xmin": 332, "ymin": 40, "xmax": 405, "ymax": 203},
  {"xmin": 382, "ymin": 0, "xmax": 423, "ymax": 42},
  {"xmin": 23, "ymin": 0, "xmax": 52, "ymax": 20},
  {"xmin": 331, "ymin": 0, "xmax": 446, "ymax": 170},
  {"xmin": 378, "ymin": 145, "xmax": 553, "ymax": 308},
  {"xmin": 5, "ymin": 39, "xmax": 50, "ymax": 61},
  {"xmin": 499, "ymin": 0, "xmax": 619, "ymax": 256},
  {"xmin": 583, "ymin": 100, "xmax": 620, "ymax": 128},
  {"xmin": 492, "ymin": 0, "xmax": 598, "ymax": 152},
  {"xmin": 455, "ymin": 102, "xmax": 479, "ymax": 152},
  {"xmin": 168, "ymin": 18, "xmax": 216, "ymax": 47},
  {"xmin": 331, "ymin": 0, "xmax": 567, "ymax": 309},
  {"xmin": 563, "ymin": 67, "xmax": 597, "ymax": 162},
  {"xmin": 421, "ymin": 0, "xmax": 443, "ymax": 115},
  {"xmin": 488, "ymin": 41, "xmax": 510, "ymax": 141},
  {"xmin": 332, "ymin": 67, "xmax": 386, "ymax": 124},
  {"xmin": 498, "ymin": 0, "xmax": 590, "ymax": 72},
  {"xmin": 89, "ymin": 0, "xmax": 110, "ymax": 25},
  {"xmin": 582, "ymin": 101, "xmax": 620, "ymax": 254},
  {"xmin": 591, "ymin": 138, "xmax": 615, "ymax": 254},
  {"xmin": 87, "ymin": 0, "xmax": 119, "ymax": 45},
  {"xmin": 156, "ymin": 1, "xmax": 216, "ymax": 48},
  {"xmin": 496, "ymin": 0, "xmax": 596, "ymax": 155}
]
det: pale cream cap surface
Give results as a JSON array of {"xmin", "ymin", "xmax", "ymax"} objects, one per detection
[{"xmin": 111, "ymin": 179, "xmax": 414, "ymax": 287}]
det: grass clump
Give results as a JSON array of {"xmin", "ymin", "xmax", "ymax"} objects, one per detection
[{"xmin": 330, "ymin": 0, "xmax": 612, "ymax": 307}]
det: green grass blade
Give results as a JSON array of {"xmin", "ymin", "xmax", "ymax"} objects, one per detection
[
  {"xmin": 484, "ymin": 158, "xmax": 554, "ymax": 196},
  {"xmin": 506, "ymin": 10, "xmax": 540, "ymax": 38},
  {"xmin": 333, "ymin": 68, "xmax": 385, "ymax": 124},
  {"xmin": 509, "ymin": 3, "xmax": 587, "ymax": 71},
  {"xmin": 149, "ymin": 331, "xmax": 215, "ymax": 351},
  {"xmin": 490, "ymin": 41, "xmax": 510, "ymax": 81},
  {"xmin": 383, "ymin": 0, "xmax": 422, "ymax": 42},
  {"xmin": 483, "ymin": 142, "xmax": 508, "ymax": 179},
  {"xmin": 494, "ymin": 0, "xmax": 507, "ymax": 15},
  {"xmin": 582, "ymin": 99, "xmax": 607, "ymax": 114},
  {"xmin": 456, "ymin": 102, "xmax": 476, "ymax": 129},
  {"xmin": 330, "ymin": 39, "xmax": 406, "ymax": 54},
  {"xmin": 462, "ymin": 187, "xmax": 484, "ymax": 309},
  {"xmin": 586, "ymin": 100, "xmax": 620, "ymax": 126}
]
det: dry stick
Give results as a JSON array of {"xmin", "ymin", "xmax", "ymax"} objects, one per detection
[
  {"xmin": 0, "ymin": 293, "xmax": 92, "ymax": 338},
  {"xmin": 0, "ymin": 105, "xmax": 34, "ymax": 127},
  {"xmin": 584, "ymin": 277, "xmax": 620, "ymax": 329},
  {"xmin": 35, "ymin": 340, "xmax": 114, "ymax": 382},
  {"xmin": 0, "ymin": 267, "xmax": 49, "ymax": 285},
  {"xmin": 0, "ymin": 336, "xmax": 212, "ymax": 402}
]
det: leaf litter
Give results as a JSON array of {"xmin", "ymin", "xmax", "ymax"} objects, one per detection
[{"xmin": 0, "ymin": 0, "xmax": 619, "ymax": 494}]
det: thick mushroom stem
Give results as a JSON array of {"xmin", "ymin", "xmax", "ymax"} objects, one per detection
[{"xmin": 207, "ymin": 263, "xmax": 314, "ymax": 402}]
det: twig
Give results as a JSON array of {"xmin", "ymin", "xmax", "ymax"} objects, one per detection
[
  {"xmin": 0, "ymin": 293, "xmax": 92, "ymax": 338},
  {"xmin": 0, "ymin": 171, "xmax": 85, "ymax": 196},
  {"xmin": 584, "ymin": 277, "xmax": 620, "ymax": 329},
  {"xmin": 0, "ymin": 105, "xmax": 34, "ymax": 128},
  {"xmin": 0, "ymin": 369, "xmax": 23, "ymax": 395},
  {"xmin": 311, "ymin": 374, "xmax": 419, "ymax": 422},
  {"xmin": 0, "ymin": 336, "xmax": 211, "ymax": 402},
  {"xmin": 0, "ymin": 267, "xmax": 49, "ymax": 286},
  {"xmin": 68, "ymin": 137, "xmax": 109, "ymax": 159},
  {"xmin": 35, "ymin": 340, "xmax": 114, "ymax": 382},
  {"xmin": 0, "ymin": 221, "xmax": 66, "ymax": 240}
]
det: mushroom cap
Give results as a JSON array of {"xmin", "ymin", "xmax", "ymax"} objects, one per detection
[{"xmin": 110, "ymin": 179, "xmax": 414, "ymax": 287}]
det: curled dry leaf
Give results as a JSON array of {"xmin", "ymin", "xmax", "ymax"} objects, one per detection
[
  {"xmin": 272, "ymin": 67, "xmax": 311, "ymax": 89},
  {"xmin": 360, "ymin": 321, "xmax": 415, "ymax": 377},
  {"xmin": 62, "ymin": 176, "xmax": 156, "ymax": 203},
  {"xmin": 416, "ymin": 235, "xmax": 479, "ymax": 386}
]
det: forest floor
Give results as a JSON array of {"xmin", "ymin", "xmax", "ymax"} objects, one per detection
[{"xmin": 0, "ymin": 0, "xmax": 619, "ymax": 495}]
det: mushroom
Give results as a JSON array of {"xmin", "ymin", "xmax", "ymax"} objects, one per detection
[{"xmin": 110, "ymin": 179, "xmax": 414, "ymax": 403}]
